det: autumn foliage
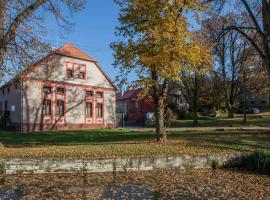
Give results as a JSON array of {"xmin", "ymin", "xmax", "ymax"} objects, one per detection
[{"xmin": 112, "ymin": 0, "xmax": 211, "ymax": 141}]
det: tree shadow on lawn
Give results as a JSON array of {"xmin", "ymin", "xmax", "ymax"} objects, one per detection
[
  {"xmin": 1, "ymin": 129, "xmax": 269, "ymax": 151},
  {"xmin": 0, "ymin": 129, "xmax": 156, "ymax": 147}
]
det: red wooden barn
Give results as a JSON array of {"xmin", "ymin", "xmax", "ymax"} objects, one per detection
[{"xmin": 116, "ymin": 89, "xmax": 154, "ymax": 125}]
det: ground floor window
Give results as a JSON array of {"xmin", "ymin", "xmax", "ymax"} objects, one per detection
[
  {"xmin": 56, "ymin": 100, "xmax": 65, "ymax": 116},
  {"xmin": 86, "ymin": 102, "xmax": 93, "ymax": 117},
  {"xmin": 43, "ymin": 99, "xmax": 51, "ymax": 115},
  {"xmin": 96, "ymin": 103, "xmax": 103, "ymax": 118}
]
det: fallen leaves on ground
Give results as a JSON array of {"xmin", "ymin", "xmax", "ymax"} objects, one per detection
[
  {"xmin": 0, "ymin": 169, "xmax": 269, "ymax": 199},
  {"xmin": 0, "ymin": 140, "xmax": 240, "ymax": 160}
]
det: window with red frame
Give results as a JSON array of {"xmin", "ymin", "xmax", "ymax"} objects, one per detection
[
  {"xmin": 56, "ymin": 87, "xmax": 65, "ymax": 94},
  {"xmin": 78, "ymin": 65, "xmax": 86, "ymax": 79},
  {"xmin": 85, "ymin": 91, "xmax": 93, "ymax": 97},
  {"xmin": 43, "ymin": 86, "xmax": 51, "ymax": 95},
  {"xmin": 56, "ymin": 100, "xmax": 65, "ymax": 116},
  {"xmin": 96, "ymin": 103, "xmax": 103, "ymax": 118},
  {"xmin": 86, "ymin": 102, "xmax": 93, "ymax": 117},
  {"xmin": 43, "ymin": 99, "xmax": 51, "ymax": 116},
  {"xmin": 67, "ymin": 69, "xmax": 73, "ymax": 79},
  {"xmin": 96, "ymin": 92, "xmax": 103, "ymax": 98}
]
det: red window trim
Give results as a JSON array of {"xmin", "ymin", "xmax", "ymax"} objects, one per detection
[
  {"xmin": 56, "ymin": 87, "xmax": 65, "ymax": 95},
  {"xmin": 96, "ymin": 103, "xmax": 103, "ymax": 118},
  {"xmin": 78, "ymin": 65, "xmax": 86, "ymax": 80},
  {"xmin": 95, "ymin": 90, "xmax": 104, "ymax": 120},
  {"xmin": 84, "ymin": 90, "xmax": 94, "ymax": 124},
  {"xmin": 55, "ymin": 99, "xmax": 65, "ymax": 117},
  {"xmin": 66, "ymin": 61, "xmax": 75, "ymax": 79},
  {"xmin": 43, "ymin": 99, "xmax": 52, "ymax": 117},
  {"xmin": 66, "ymin": 61, "xmax": 87, "ymax": 80}
]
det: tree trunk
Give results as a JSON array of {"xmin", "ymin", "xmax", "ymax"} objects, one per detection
[
  {"xmin": 227, "ymin": 103, "xmax": 234, "ymax": 118},
  {"xmin": 243, "ymin": 70, "xmax": 247, "ymax": 124},
  {"xmin": 154, "ymin": 98, "xmax": 166, "ymax": 141},
  {"xmin": 192, "ymin": 72, "xmax": 199, "ymax": 125},
  {"xmin": 152, "ymin": 71, "xmax": 168, "ymax": 142}
]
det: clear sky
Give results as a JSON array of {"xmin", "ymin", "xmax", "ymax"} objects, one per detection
[
  {"xmin": 45, "ymin": 0, "xmax": 206, "ymax": 85},
  {"xmin": 46, "ymin": 0, "xmax": 121, "ymax": 83}
]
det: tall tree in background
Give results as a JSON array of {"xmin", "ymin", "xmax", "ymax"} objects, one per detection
[
  {"xmin": 180, "ymin": 32, "xmax": 212, "ymax": 125},
  {"xmin": 112, "ymin": 0, "xmax": 210, "ymax": 141},
  {"xmin": 204, "ymin": 14, "xmax": 251, "ymax": 118},
  {"xmin": 0, "ymin": 0, "xmax": 86, "ymax": 80},
  {"xmin": 208, "ymin": 0, "xmax": 270, "ymax": 78}
]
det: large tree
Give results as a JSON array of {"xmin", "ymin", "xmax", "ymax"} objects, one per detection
[
  {"xmin": 0, "ymin": 0, "xmax": 86, "ymax": 80},
  {"xmin": 207, "ymin": 0, "xmax": 270, "ymax": 78},
  {"xmin": 112, "ymin": 0, "xmax": 210, "ymax": 141},
  {"xmin": 204, "ymin": 14, "xmax": 251, "ymax": 118}
]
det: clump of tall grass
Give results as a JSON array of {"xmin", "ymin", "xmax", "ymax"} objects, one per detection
[{"xmin": 245, "ymin": 149, "xmax": 270, "ymax": 175}]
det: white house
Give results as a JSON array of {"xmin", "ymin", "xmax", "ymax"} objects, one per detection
[{"xmin": 0, "ymin": 43, "xmax": 117, "ymax": 132}]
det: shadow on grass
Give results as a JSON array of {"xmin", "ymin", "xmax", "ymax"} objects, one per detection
[{"xmin": 0, "ymin": 129, "xmax": 269, "ymax": 151}]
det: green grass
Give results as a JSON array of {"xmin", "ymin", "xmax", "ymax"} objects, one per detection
[
  {"xmin": 0, "ymin": 128, "xmax": 270, "ymax": 159},
  {"xmin": 244, "ymin": 149, "xmax": 270, "ymax": 174},
  {"xmin": 170, "ymin": 113, "xmax": 270, "ymax": 127}
]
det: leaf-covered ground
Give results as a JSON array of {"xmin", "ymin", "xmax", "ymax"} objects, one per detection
[
  {"xmin": 0, "ymin": 129, "xmax": 270, "ymax": 159},
  {"xmin": 0, "ymin": 169, "xmax": 269, "ymax": 199}
]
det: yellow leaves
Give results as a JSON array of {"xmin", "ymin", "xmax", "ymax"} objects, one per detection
[{"xmin": 113, "ymin": 0, "xmax": 213, "ymax": 95}]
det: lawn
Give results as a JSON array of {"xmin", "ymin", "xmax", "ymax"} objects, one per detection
[
  {"xmin": 0, "ymin": 128, "xmax": 269, "ymax": 160},
  {"xmin": 170, "ymin": 112, "xmax": 270, "ymax": 127}
]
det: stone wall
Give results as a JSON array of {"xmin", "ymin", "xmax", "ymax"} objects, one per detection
[{"xmin": 0, "ymin": 153, "xmax": 247, "ymax": 174}]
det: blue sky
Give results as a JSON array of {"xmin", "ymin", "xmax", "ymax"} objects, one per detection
[
  {"xmin": 44, "ymin": 0, "xmax": 208, "ymax": 85},
  {"xmin": 46, "ymin": 0, "xmax": 120, "ymax": 83}
]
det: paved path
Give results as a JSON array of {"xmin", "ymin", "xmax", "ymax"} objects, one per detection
[{"xmin": 119, "ymin": 126, "xmax": 270, "ymax": 132}]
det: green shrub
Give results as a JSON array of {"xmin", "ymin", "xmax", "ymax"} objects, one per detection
[
  {"xmin": 211, "ymin": 159, "xmax": 220, "ymax": 170},
  {"xmin": 245, "ymin": 149, "xmax": 270, "ymax": 175}
]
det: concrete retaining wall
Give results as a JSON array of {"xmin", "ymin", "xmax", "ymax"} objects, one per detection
[{"xmin": 0, "ymin": 153, "xmax": 247, "ymax": 174}]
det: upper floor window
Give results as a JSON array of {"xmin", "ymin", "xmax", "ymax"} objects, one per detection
[
  {"xmin": 43, "ymin": 86, "xmax": 51, "ymax": 95},
  {"xmin": 78, "ymin": 65, "xmax": 86, "ymax": 80},
  {"xmin": 67, "ymin": 69, "xmax": 73, "ymax": 79},
  {"xmin": 2, "ymin": 89, "xmax": 4, "ymax": 95},
  {"xmin": 7, "ymin": 87, "xmax": 10, "ymax": 94},
  {"xmin": 79, "ymin": 71, "xmax": 85, "ymax": 79},
  {"xmin": 57, "ymin": 87, "xmax": 65, "ymax": 94},
  {"xmin": 96, "ymin": 92, "xmax": 103, "ymax": 98}
]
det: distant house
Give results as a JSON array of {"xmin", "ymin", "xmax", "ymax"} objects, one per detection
[
  {"xmin": 116, "ymin": 89, "xmax": 154, "ymax": 125},
  {"xmin": 116, "ymin": 87, "xmax": 188, "ymax": 125},
  {"xmin": 0, "ymin": 44, "xmax": 117, "ymax": 132}
]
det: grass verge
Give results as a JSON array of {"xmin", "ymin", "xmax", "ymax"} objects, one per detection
[{"xmin": 0, "ymin": 129, "xmax": 269, "ymax": 160}]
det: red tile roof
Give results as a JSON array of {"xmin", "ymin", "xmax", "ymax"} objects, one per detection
[
  {"xmin": 116, "ymin": 89, "xmax": 141, "ymax": 101},
  {"xmin": 55, "ymin": 43, "xmax": 95, "ymax": 62},
  {"xmin": 0, "ymin": 43, "xmax": 117, "ymax": 90}
]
